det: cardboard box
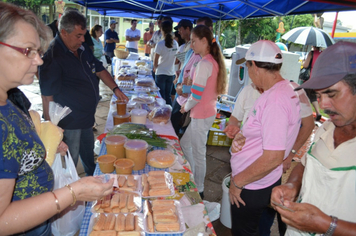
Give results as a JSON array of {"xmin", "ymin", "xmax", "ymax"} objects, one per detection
[{"xmin": 207, "ymin": 128, "xmax": 232, "ymax": 147}]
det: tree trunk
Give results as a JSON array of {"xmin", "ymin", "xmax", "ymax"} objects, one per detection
[{"xmin": 236, "ymin": 23, "xmax": 241, "ymax": 45}]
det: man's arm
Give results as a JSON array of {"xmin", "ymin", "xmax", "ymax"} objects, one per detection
[
  {"xmin": 223, "ymin": 115, "xmax": 241, "ymax": 139},
  {"xmin": 41, "ymin": 95, "xmax": 54, "ymax": 121},
  {"xmin": 283, "ymin": 114, "xmax": 314, "ymax": 172},
  {"xmin": 96, "ymin": 70, "xmax": 128, "ymax": 102}
]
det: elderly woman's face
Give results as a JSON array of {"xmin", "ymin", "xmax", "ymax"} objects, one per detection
[{"xmin": 0, "ymin": 20, "xmax": 43, "ymax": 89}]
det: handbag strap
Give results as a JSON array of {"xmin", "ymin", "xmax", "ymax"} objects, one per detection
[{"xmin": 307, "ymin": 51, "xmax": 314, "ymax": 69}]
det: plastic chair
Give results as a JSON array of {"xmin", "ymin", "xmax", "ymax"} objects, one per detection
[{"xmin": 216, "ymin": 94, "xmax": 237, "ymax": 114}]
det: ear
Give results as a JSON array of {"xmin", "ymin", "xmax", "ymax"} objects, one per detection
[{"xmin": 60, "ymin": 29, "xmax": 67, "ymax": 37}]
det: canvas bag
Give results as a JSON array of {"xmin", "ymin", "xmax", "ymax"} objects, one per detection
[
  {"xmin": 298, "ymin": 51, "xmax": 314, "ymax": 84},
  {"xmin": 51, "ymin": 152, "xmax": 85, "ymax": 236}
]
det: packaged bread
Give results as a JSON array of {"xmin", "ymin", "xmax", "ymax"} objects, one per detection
[
  {"xmin": 135, "ymin": 60, "xmax": 146, "ymax": 66},
  {"xmin": 89, "ymin": 213, "xmax": 145, "ymax": 236},
  {"xmin": 92, "ymin": 191, "xmax": 141, "ymax": 213},
  {"xmin": 135, "ymin": 78, "xmax": 155, "ymax": 87},
  {"xmin": 143, "ymin": 200, "xmax": 186, "ymax": 233},
  {"xmin": 113, "ymin": 175, "xmax": 141, "ymax": 192},
  {"xmin": 147, "ymin": 150, "xmax": 176, "ymax": 168},
  {"xmin": 148, "ymin": 105, "xmax": 172, "ymax": 124},
  {"xmin": 141, "ymin": 171, "xmax": 174, "ymax": 198}
]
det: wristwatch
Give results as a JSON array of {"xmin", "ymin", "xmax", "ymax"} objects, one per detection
[{"xmin": 322, "ymin": 215, "xmax": 338, "ymax": 236}]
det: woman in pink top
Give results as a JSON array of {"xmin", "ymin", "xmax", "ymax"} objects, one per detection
[
  {"xmin": 229, "ymin": 40, "xmax": 301, "ymax": 235},
  {"xmin": 179, "ymin": 25, "xmax": 226, "ymax": 199}
]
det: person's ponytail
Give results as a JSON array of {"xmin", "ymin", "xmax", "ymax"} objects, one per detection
[{"xmin": 161, "ymin": 20, "xmax": 173, "ymax": 48}]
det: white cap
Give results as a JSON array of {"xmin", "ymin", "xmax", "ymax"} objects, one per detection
[
  {"xmin": 110, "ymin": 20, "xmax": 118, "ymax": 25},
  {"xmin": 245, "ymin": 40, "xmax": 283, "ymax": 64}
]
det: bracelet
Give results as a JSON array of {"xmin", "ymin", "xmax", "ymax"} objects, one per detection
[
  {"xmin": 51, "ymin": 191, "xmax": 61, "ymax": 214},
  {"xmin": 112, "ymin": 86, "xmax": 120, "ymax": 93},
  {"xmin": 323, "ymin": 215, "xmax": 338, "ymax": 236},
  {"xmin": 65, "ymin": 184, "xmax": 77, "ymax": 206},
  {"xmin": 231, "ymin": 176, "xmax": 244, "ymax": 190},
  {"xmin": 291, "ymin": 149, "xmax": 297, "ymax": 154}
]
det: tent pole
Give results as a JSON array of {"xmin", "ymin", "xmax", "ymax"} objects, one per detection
[
  {"xmin": 85, "ymin": 0, "xmax": 88, "ymax": 19},
  {"xmin": 331, "ymin": 11, "xmax": 338, "ymax": 38}
]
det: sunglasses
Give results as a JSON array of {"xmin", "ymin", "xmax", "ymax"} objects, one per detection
[{"xmin": 0, "ymin": 41, "xmax": 43, "ymax": 59}]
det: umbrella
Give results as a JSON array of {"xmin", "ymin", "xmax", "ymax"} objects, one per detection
[{"xmin": 282, "ymin": 26, "xmax": 335, "ymax": 48}]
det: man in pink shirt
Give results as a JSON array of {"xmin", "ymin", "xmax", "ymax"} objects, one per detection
[{"xmin": 229, "ymin": 40, "xmax": 301, "ymax": 235}]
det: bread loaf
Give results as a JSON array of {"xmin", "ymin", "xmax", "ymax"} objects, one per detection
[
  {"xmin": 147, "ymin": 150, "xmax": 176, "ymax": 168},
  {"xmin": 93, "ymin": 214, "xmax": 106, "ymax": 231},
  {"xmin": 155, "ymin": 222, "xmax": 180, "ymax": 232},
  {"xmin": 115, "ymin": 213, "xmax": 125, "ymax": 231},
  {"xmin": 153, "ymin": 214, "xmax": 178, "ymax": 223},
  {"xmin": 125, "ymin": 213, "xmax": 135, "ymax": 231},
  {"xmin": 103, "ymin": 214, "xmax": 115, "ymax": 230}
]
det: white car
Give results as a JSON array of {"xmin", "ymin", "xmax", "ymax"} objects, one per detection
[{"xmin": 223, "ymin": 47, "xmax": 235, "ymax": 58}]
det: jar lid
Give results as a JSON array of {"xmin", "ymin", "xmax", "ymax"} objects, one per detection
[
  {"xmin": 124, "ymin": 139, "xmax": 148, "ymax": 150},
  {"xmin": 105, "ymin": 135, "xmax": 128, "ymax": 145},
  {"xmin": 130, "ymin": 108, "xmax": 148, "ymax": 116},
  {"xmin": 114, "ymin": 158, "xmax": 135, "ymax": 168},
  {"xmin": 97, "ymin": 154, "xmax": 116, "ymax": 163},
  {"xmin": 113, "ymin": 112, "xmax": 130, "ymax": 118}
]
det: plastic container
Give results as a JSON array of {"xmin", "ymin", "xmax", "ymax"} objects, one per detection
[
  {"xmin": 114, "ymin": 158, "xmax": 135, "ymax": 174},
  {"xmin": 116, "ymin": 101, "xmax": 127, "ymax": 115},
  {"xmin": 130, "ymin": 109, "xmax": 147, "ymax": 124},
  {"xmin": 97, "ymin": 154, "xmax": 117, "ymax": 173},
  {"xmin": 113, "ymin": 112, "xmax": 130, "ymax": 125},
  {"xmin": 220, "ymin": 174, "xmax": 232, "ymax": 228},
  {"xmin": 124, "ymin": 139, "xmax": 148, "ymax": 171},
  {"xmin": 105, "ymin": 135, "xmax": 128, "ymax": 159}
]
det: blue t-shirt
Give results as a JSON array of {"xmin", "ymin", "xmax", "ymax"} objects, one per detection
[
  {"xmin": 0, "ymin": 101, "xmax": 54, "ymax": 201},
  {"xmin": 104, "ymin": 29, "xmax": 119, "ymax": 53},
  {"xmin": 39, "ymin": 35, "xmax": 105, "ymax": 129}
]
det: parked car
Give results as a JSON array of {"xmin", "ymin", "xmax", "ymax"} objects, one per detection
[{"xmin": 223, "ymin": 47, "xmax": 235, "ymax": 58}]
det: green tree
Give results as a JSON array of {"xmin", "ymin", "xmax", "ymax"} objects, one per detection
[
  {"xmin": 3, "ymin": 0, "xmax": 54, "ymax": 14},
  {"xmin": 220, "ymin": 14, "xmax": 314, "ymax": 48}
]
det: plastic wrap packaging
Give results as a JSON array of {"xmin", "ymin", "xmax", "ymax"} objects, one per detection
[
  {"xmin": 147, "ymin": 149, "xmax": 177, "ymax": 168},
  {"xmin": 92, "ymin": 190, "xmax": 142, "ymax": 214},
  {"xmin": 141, "ymin": 171, "xmax": 175, "ymax": 198},
  {"xmin": 130, "ymin": 94, "xmax": 155, "ymax": 104},
  {"xmin": 135, "ymin": 78, "xmax": 155, "ymax": 87},
  {"xmin": 144, "ymin": 199, "xmax": 186, "ymax": 234},
  {"xmin": 29, "ymin": 102, "xmax": 71, "ymax": 166},
  {"xmin": 88, "ymin": 213, "xmax": 145, "ymax": 235},
  {"xmin": 148, "ymin": 105, "xmax": 172, "ymax": 124}
]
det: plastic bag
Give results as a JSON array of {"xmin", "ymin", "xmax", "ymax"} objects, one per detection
[
  {"xmin": 51, "ymin": 152, "xmax": 85, "ymax": 236},
  {"xmin": 148, "ymin": 105, "xmax": 172, "ymax": 124},
  {"xmin": 100, "ymin": 55, "xmax": 108, "ymax": 68},
  {"xmin": 203, "ymin": 200, "xmax": 221, "ymax": 222},
  {"xmin": 48, "ymin": 101, "xmax": 72, "ymax": 126}
]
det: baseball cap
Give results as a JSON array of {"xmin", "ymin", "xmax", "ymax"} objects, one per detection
[
  {"xmin": 110, "ymin": 20, "xmax": 118, "ymax": 25},
  {"xmin": 235, "ymin": 40, "xmax": 283, "ymax": 65},
  {"xmin": 174, "ymin": 19, "xmax": 193, "ymax": 30},
  {"xmin": 296, "ymin": 41, "xmax": 356, "ymax": 90}
]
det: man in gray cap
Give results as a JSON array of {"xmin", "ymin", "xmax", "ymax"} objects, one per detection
[{"xmin": 271, "ymin": 41, "xmax": 356, "ymax": 235}]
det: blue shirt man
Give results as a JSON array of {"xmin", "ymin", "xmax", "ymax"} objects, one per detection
[{"xmin": 104, "ymin": 20, "xmax": 120, "ymax": 58}]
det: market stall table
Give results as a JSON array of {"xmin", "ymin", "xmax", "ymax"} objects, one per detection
[{"xmin": 79, "ymin": 58, "xmax": 216, "ymax": 236}]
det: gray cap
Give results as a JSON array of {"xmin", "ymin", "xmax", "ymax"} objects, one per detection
[{"xmin": 297, "ymin": 41, "xmax": 356, "ymax": 90}]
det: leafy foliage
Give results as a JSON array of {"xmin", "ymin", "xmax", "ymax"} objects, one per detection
[
  {"xmin": 4, "ymin": 0, "xmax": 54, "ymax": 12},
  {"xmin": 218, "ymin": 14, "xmax": 315, "ymax": 49}
]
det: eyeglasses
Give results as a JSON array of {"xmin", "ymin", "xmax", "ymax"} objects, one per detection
[{"xmin": 0, "ymin": 41, "xmax": 43, "ymax": 59}]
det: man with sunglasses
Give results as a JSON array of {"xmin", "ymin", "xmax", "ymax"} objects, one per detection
[{"xmin": 39, "ymin": 10, "xmax": 127, "ymax": 176}]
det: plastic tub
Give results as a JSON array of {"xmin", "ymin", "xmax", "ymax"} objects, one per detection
[
  {"xmin": 105, "ymin": 135, "xmax": 128, "ymax": 159},
  {"xmin": 114, "ymin": 158, "xmax": 135, "ymax": 174},
  {"xmin": 113, "ymin": 112, "xmax": 130, "ymax": 125},
  {"xmin": 97, "ymin": 154, "xmax": 116, "ymax": 173},
  {"xmin": 116, "ymin": 100, "xmax": 127, "ymax": 115},
  {"xmin": 220, "ymin": 174, "xmax": 232, "ymax": 228},
  {"xmin": 130, "ymin": 109, "xmax": 147, "ymax": 124},
  {"xmin": 124, "ymin": 139, "xmax": 148, "ymax": 171}
]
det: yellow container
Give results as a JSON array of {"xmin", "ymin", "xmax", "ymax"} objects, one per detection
[
  {"xmin": 114, "ymin": 158, "xmax": 135, "ymax": 174},
  {"xmin": 105, "ymin": 135, "xmax": 128, "ymax": 159},
  {"xmin": 124, "ymin": 139, "xmax": 148, "ymax": 171},
  {"xmin": 97, "ymin": 154, "xmax": 116, "ymax": 173}
]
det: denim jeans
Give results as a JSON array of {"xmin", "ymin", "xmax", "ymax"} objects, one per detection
[
  {"xmin": 155, "ymin": 74, "xmax": 175, "ymax": 105},
  {"xmin": 171, "ymin": 97, "xmax": 182, "ymax": 136},
  {"xmin": 106, "ymin": 51, "xmax": 114, "ymax": 59},
  {"xmin": 63, "ymin": 128, "xmax": 95, "ymax": 176},
  {"xmin": 13, "ymin": 220, "xmax": 51, "ymax": 236},
  {"xmin": 127, "ymin": 48, "xmax": 138, "ymax": 53}
]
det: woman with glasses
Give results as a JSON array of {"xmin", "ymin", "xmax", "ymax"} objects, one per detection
[{"xmin": 0, "ymin": 3, "xmax": 113, "ymax": 235}]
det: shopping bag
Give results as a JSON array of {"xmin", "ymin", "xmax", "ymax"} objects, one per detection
[
  {"xmin": 51, "ymin": 152, "xmax": 85, "ymax": 236},
  {"xmin": 298, "ymin": 67, "xmax": 311, "ymax": 84},
  {"xmin": 101, "ymin": 55, "xmax": 108, "ymax": 68}
]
